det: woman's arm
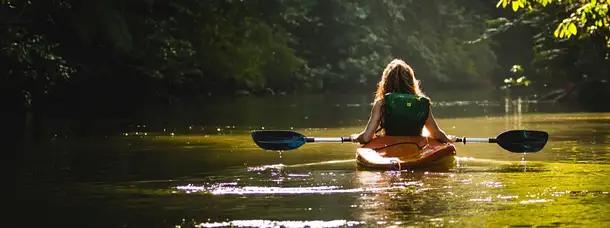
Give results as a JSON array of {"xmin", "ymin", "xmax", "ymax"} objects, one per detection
[
  {"xmin": 424, "ymin": 106, "xmax": 455, "ymax": 143},
  {"xmin": 351, "ymin": 99, "xmax": 383, "ymax": 144}
]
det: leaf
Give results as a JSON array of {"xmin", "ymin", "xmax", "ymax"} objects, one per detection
[
  {"xmin": 553, "ymin": 24, "xmax": 562, "ymax": 38},
  {"xmin": 568, "ymin": 23, "xmax": 577, "ymax": 35}
]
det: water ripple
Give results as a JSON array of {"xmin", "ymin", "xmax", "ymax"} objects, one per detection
[
  {"xmin": 175, "ymin": 185, "xmax": 406, "ymax": 195},
  {"xmin": 194, "ymin": 219, "xmax": 363, "ymax": 228}
]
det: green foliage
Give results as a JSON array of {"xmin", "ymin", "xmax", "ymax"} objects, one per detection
[
  {"xmin": 502, "ymin": 65, "xmax": 531, "ymax": 89},
  {"xmin": 357, "ymin": 0, "xmax": 498, "ymax": 86},
  {"xmin": 471, "ymin": 0, "xmax": 609, "ymax": 87},
  {"xmin": 510, "ymin": 64, "xmax": 524, "ymax": 74},
  {"xmin": 503, "ymin": 76, "xmax": 531, "ymax": 86},
  {"xmin": 0, "ymin": 1, "xmax": 75, "ymax": 108},
  {"xmin": 1, "ymin": 0, "xmax": 499, "ymax": 113},
  {"xmin": 496, "ymin": 0, "xmax": 610, "ymax": 44}
]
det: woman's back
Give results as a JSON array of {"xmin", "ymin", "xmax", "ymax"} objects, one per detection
[
  {"xmin": 381, "ymin": 93, "xmax": 430, "ymax": 136},
  {"xmin": 351, "ymin": 58, "xmax": 454, "ymax": 144}
]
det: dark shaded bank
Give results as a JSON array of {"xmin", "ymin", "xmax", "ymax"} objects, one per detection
[
  {"xmin": 7, "ymin": 80, "xmax": 610, "ymax": 143},
  {"xmin": 539, "ymin": 80, "xmax": 610, "ymax": 112},
  {"xmin": 0, "ymin": 85, "xmax": 26, "ymax": 227}
]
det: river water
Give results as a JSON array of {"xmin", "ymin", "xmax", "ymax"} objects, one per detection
[{"xmin": 15, "ymin": 89, "xmax": 610, "ymax": 227}]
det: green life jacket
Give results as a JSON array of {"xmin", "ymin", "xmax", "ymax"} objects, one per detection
[{"xmin": 381, "ymin": 93, "xmax": 430, "ymax": 136}]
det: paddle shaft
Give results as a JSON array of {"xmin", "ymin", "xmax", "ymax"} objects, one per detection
[
  {"xmin": 305, "ymin": 137, "xmax": 352, "ymax": 143},
  {"xmin": 306, "ymin": 137, "xmax": 497, "ymax": 144},
  {"xmin": 455, "ymin": 137, "xmax": 498, "ymax": 144}
]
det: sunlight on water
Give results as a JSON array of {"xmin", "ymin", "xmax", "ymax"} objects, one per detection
[
  {"xmin": 435, "ymin": 100, "xmax": 503, "ymax": 107},
  {"xmin": 114, "ymin": 110, "xmax": 610, "ymax": 226},
  {"xmin": 247, "ymin": 159, "xmax": 355, "ymax": 171},
  {"xmin": 519, "ymin": 199, "xmax": 553, "ymax": 204},
  {"xmin": 194, "ymin": 219, "xmax": 363, "ymax": 228},
  {"xmin": 175, "ymin": 184, "xmax": 408, "ymax": 195},
  {"xmin": 24, "ymin": 94, "xmax": 610, "ymax": 227}
]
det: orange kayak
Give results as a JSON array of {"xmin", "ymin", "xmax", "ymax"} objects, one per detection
[{"xmin": 356, "ymin": 136, "xmax": 456, "ymax": 171}]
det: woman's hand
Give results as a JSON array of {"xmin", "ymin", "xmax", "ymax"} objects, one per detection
[
  {"xmin": 350, "ymin": 133, "xmax": 362, "ymax": 144},
  {"xmin": 437, "ymin": 134, "xmax": 457, "ymax": 144},
  {"xmin": 447, "ymin": 135, "xmax": 458, "ymax": 143}
]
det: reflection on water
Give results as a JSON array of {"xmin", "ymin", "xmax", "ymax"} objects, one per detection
[
  {"xmin": 176, "ymin": 185, "xmax": 408, "ymax": 195},
  {"xmin": 15, "ymin": 91, "xmax": 610, "ymax": 227},
  {"xmin": 175, "ymin": 160, "xmax": 609, "ymax": 227},
  {"xmin": 195, "ymin": 220, "xmax": 363, "ymax": 228}
]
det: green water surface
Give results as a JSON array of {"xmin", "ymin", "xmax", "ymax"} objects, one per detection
[{"xmin": 15, "ymin": 90, "xmax": 610, "ymax": 227}]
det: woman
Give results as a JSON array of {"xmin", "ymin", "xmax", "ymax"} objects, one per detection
[{"xmin": 351, "ymin": 59, "xmax": 455, "ymax": 144}]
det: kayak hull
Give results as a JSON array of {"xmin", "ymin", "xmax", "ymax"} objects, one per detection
[{"xmin": 356, "ymin": 136, "xmax": 456, "ymax": 171}]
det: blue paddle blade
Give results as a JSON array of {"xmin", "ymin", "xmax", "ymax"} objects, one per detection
[
  {"xmin": 251, "ymin": 130, "xmax": 307, "ymax": 151},
  {"xmin": 496, "ymin": 130, "xmax": 549, "ymax": 153}
]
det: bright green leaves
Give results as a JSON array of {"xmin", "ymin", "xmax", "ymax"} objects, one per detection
[
  {"xmin": 496, "ymin": 0, "xmax": 529, "ymax": 11},
  {"xmin": 512, "ymin": 0, "xmax": 525, "ymax": 11},
  {"xmin": 554, "ymin": 21, "xmax": 579, "ymax": 38},
  {"xmin": 503, "ymin": 76, "xmax": 531, "ymax": 87},
  {"xmin": 497, "ymin": 0, "xmax": 609, "ymax": 44},
  {"xmin": 503, "ymin": 65, "xmax": 531, "ymax": 88},
  {"xmin": 569, "ymin": 22, "xmax": 578, "ymax": 35},
  {"xmin": 540, "ymin": 0, "xmax": 552, "ymax": 7},
  {"xmin": 511, "ymin": 1, "xmax": 518, "ymax": 11},
  {"xmin": 510, "ymin": 64, "xmax": 524, "ymax": 74}
]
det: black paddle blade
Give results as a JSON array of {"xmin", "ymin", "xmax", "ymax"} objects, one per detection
[
  {"xmin": 251, "ymin": 130, "xmax": 307, "ymax": 151},
  {"xmin": 496, "ymin": 130, "xmax": 549, "ymax": 153}
]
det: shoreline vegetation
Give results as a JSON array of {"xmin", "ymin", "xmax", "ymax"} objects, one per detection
[{"xmin": 1, "ymin": 0, "xmax": 609, "ymax": 141}]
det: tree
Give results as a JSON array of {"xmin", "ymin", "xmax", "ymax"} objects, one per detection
[
  {"xmin": 471, "ymin": 0, "xmax": 610, "ymax": 86},
  {"xmin": 496, "ymin": 0, "xmax": 610, "ymax": 44}
]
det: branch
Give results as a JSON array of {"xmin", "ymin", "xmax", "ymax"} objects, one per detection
[{"xmin": 466, "ymin": 8, "xmax": 547, "ymax": 44}]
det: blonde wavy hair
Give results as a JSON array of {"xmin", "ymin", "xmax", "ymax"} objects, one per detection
[{"xmin": 374, "ymin": 59, "xmax": 427, "ymax": 101}]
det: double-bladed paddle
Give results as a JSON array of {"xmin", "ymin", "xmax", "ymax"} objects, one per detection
[{"xmin": 251, "ymin": 130, "xmax": 549, "ymax": 153}]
